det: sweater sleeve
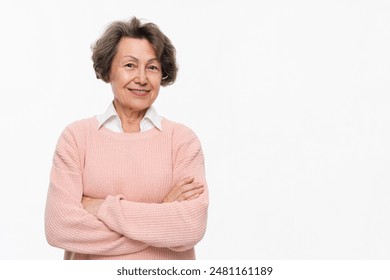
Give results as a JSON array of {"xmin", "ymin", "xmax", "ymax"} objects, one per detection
[
  {"xmin": 44, "ymin": 125, "xmax": 149, "ymax": 255},
  {"xmin": 96, "ymin": 125, "xmax": 209, "ymax": 251}
]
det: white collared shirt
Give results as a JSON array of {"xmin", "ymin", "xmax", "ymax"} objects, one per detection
[{"xmin": 96, "ymin": 101, "xmax": 162, "ymax": 132}]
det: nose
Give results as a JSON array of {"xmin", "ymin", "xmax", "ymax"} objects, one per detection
[{"xmin": 134, "ymin": 68, "xmax": 147, "ymax": 85}]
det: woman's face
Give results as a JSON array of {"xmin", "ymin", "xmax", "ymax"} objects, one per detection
[{"xmin": 109, "ymin": 37, "xmax": 162, "ymax": 113}]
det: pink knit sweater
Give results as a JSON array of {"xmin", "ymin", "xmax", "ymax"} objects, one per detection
[{"xmin": 45, "ymin": 117, "xmax": 208, "ymax": 260}]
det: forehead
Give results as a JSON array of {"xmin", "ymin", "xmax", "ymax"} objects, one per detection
[{"xmin": 115, "ymin": 37, "xmax": 157, "ymax": 59}]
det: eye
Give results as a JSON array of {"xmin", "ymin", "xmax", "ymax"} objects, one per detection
[
  {"xmin": 147, "ymin": 65, "xmax": 160, "ymax": 72},
  {"xmin": 125, "ymin": 63, "xmax": 136, "ymax": 69}
]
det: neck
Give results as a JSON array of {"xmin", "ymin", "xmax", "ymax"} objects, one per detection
[{"xmin": 113, "ymin": 99, "xmax": 148, "ymax": 133}]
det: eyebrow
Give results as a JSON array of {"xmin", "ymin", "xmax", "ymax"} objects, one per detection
[{"xmin": 123, "ymin": 55, "xmax": 159, "ymax": 63}]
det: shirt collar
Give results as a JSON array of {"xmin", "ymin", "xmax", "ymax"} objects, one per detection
[
  {"xmin": 96, "ymin": 101, "xmax": 118, "ymax": 129},
  {"xmin": 142, "ymin": 105, "xmax": 163, "ymax": 131},
  {"xmin": 96, "ymin": 101, "xmax": 162, "ymax": 131}
]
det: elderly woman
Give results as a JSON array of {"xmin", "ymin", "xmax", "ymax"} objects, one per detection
[{"xmin": 45, "ymin": 17, "xmax": 208, "ymax": 260}]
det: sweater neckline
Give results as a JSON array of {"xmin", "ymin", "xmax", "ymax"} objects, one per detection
[{"xmin": 94, "ymin": 117, "xmax": 167, "ymax": 140}]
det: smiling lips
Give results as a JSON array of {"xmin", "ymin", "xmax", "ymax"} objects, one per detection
[{"xmin": 127, "ymin": 88, "xmax": 150, "ymax": 97}]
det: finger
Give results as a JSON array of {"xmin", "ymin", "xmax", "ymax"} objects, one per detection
[
  {"xmin": 171, "ymin": 184, "xmax": 203, "ymax": 201},
  {"xmin": 186, "ymin": 193, "xmax": 201, "ymax": 201},
  {"xmin": 176, "ymin": 182, "xmax": 204, "ymax": 194},
  {"xmin": 177, "ymin": 191, "xmax": 202, "ymax": 202},
  {"xmin": 177, "ymin": 193, "xmax": 200, "ymax": 202},
  {"xmin": 162, "ymin": 178, "xmax": 199, "ymax": 203},
  {"xmin": 176, "ymin": 177, "xmax": 194, "ymax": 187},
  {"xmin": 176, "ymin": 187, "xmax": 204, "ymax": 202},
  {"xmin": 170, "ymin": 182, "xmax": 202, "ymax": 200}
]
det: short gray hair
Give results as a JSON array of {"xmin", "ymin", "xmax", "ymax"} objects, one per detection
[{"xmin": 91, "ymin": 17, "xmax": 178, "ymax": 86}]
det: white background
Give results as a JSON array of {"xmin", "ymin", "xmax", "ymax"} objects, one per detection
[{"xmin": 0, "ymin": 0, "xmax": 389, "ymax": 260}]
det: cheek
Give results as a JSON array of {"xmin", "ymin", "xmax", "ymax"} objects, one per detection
[
  {"xmin": 111, "ymin": 75, "xmax": 129, "ymax": 91},
  {"xmin": 152, "ymin": 79, "xmax": 161, "ymax": 92},
  {"xmin": 110, "ymin": 80, "xmax": 120, "ymax": 94},
  {"xmin": 151, "ymin": 85, "xmax": 161, "ymax": 99}
]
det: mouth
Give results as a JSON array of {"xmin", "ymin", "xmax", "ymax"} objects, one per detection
[{"xmin": 127, "ymin": 88, "xmax": 150, "ymax": 97}]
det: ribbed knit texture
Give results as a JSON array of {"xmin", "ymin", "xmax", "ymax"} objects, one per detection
[{"xmin": 45, "ymin": 117, "xmax": 208, "ymax": 260}]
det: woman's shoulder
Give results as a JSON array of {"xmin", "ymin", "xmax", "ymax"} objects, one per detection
[
  {"xmin": 162, "ymin": 118, "xmax": 200, "ymax": 143},
  {"xmin": 162, "ymin": 118, "xmax": 194, "ymax": 133},
  {"xmin": 63, "ymin": 117, "xmax": 97, "ymax": 132},
  {"xmin": 59, "ymin": 117, "xmax": 98, "ymax": 141}
]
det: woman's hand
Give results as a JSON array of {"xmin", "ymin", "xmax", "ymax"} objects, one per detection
[
  {"xmin": 82, "ymin": 196, "xmax": 104, "ymax": 216},
  {"xmin": 82, "ymin": 177, "xmax": 203, "ymax": 212},
  {"xmin": 162, "ymin": 177, "xmax": 204, "ymax": 203}
]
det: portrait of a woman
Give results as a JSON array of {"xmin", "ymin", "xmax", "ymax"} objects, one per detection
[{"xmin": 44, "ymin": 17, "xmax": 208, "ymax": 260}]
